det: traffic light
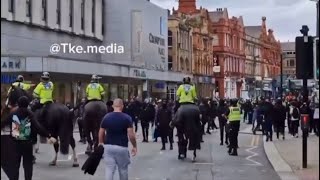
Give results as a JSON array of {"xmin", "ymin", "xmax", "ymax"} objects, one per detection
[
  {"xmin": 296, "ymin": 36, "xmax": 314, "ymax": 79},
  {"xmin": 300, "ymin": 114, "xmax": 310, "ymax": 131}
]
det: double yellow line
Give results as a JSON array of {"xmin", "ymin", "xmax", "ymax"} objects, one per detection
[{"xmin": 250, "ymin": 135, "xmax": 260, "ymax": 146}]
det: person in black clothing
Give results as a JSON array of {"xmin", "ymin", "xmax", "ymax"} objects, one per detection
[
  {"xmin": 208, "ymin": 100, "xmax": 219, "ymax": 133},
  {"xmin": 263, "ymin": 99, "xmax": 274, "ymax": 141},
  {"xmin": 199, "ymin": 99, "xmax": 209, "ymax": 139},
  {"xmin": 140, "ymin": 101, "xmax": 155, "ymax": 142},
  {"xmin": 1, "ymin": 96, "xmax": 56, "ymax": 180},
  {"xmin": 106, "ymin": 101, "xmax": 114, "ymax": 113},
  {"xmin": 273, "ymin": 99, "xmax": 286, "ymax": 140},
  {"xmin": 73, "ymin": 98, "xmax": 86, "ymax": 143},
  {"xmin": 125, "ymin": 100, "xmax": 138, "ymax": 132},
  {"xmin": 217, "ymin": 99, "xmax": 229, "ymax": 146},
  {"xmin": 156, "ymin": 100, "xmax": 173, "ymax": 150}
]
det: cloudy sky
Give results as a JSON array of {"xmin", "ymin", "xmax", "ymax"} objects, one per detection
[{"xmin": 151, "ymin": 0, "xmax": 317, "ymax": 42}]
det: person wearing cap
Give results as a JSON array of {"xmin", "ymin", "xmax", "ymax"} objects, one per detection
[
  {"xmin": 7, "ymin": 75, "xmax": 35, "ymax": 95},
  {"xmin": 33, "ymin": 72, "xmax": 54, "ymax": 120},
  {"xmin": 226, "ymin": 99, "xmax": 241, "ymax": 156},
  {"xmin": 85, "ymin": 75, "xmax": 105, "ymax": 104}
]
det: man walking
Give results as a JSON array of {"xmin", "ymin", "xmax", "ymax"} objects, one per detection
[{"xmin": 98, "ymin": 99, "xmax": 137, "ymax": 180}]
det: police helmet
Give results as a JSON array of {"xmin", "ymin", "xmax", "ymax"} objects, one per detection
[
  {"xmin": 16, "ymin": 75, "xmax": 24, "ymax": 82},
  {"xmin": 183, "ymin": 76, "xmax": 191, "ymax": 84},
  {"xmin": 91, "ymin": 74, "xmax": 101, "ymax": 80},
  {"xmin": 41, "ymin": 72, "xmax": 50, "ymax": 80}
]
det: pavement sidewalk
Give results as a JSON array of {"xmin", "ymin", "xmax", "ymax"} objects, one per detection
[{"xmin": 264, "ymin": 131, "xmax": 319, "ymax": 180}]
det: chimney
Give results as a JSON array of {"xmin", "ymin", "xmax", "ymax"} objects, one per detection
[{"xmin": 178, "ymin": 0, "xmax": 196, "ymax": 14}]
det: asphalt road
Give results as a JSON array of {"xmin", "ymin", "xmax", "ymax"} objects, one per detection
[{"xmin": 1, "ymin": 122, "xmax": 281, "ymax": 180}]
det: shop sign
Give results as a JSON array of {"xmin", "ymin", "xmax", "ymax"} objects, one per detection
[
  {"xmin": 213, "ymin": 66, "xmax": 220, "ymax": 73},
  {"xmin": 132, "ymin": 69, "xmax": 147, "ymax": 78},
  {"xmin": 1, "ymin": 57, "xmax": 26, "ymax": 72},
  {"xmin": 1, "ymin": 74, "xmax": 17, "ymax": 84},
  {"xmin": 149, "ymin": 33, "xmax": 166, "ymax": 60},
  {"xmin": 199, "ymin": 76, "xmax": 212, "ymax": 84}
]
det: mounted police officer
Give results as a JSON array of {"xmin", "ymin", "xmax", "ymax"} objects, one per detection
[
  {"xmin": 8, "ymin": 75, "xmax": 35, "ymax": 93},
  {"xmin": 33, "ymin": 72, "xmax": 54, "ymax": 120},
  {"xmin": 174, "ymin": 76, "xmax": 201, "ymax": 161},
  {"xmin": 227, "ymin": 98, "xmax": 241, "ymax": 156},
  {"xmin": 85, "ymin": 75, "xmax": 105, "ymax": 104}
]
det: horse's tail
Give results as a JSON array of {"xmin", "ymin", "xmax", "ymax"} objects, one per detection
[{"xmin": 59, "ymin": 108, "xmax": 74, "ymax": 155}]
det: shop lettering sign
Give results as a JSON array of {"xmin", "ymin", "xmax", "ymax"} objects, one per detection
[
  {"xmin": 133, "ymin": 69, "xmax": 147, "ymax": 78},
  {"xmin": 149, "ymin": 33, "xmax": 166, "ymax": 60},
  {"xmin": 1, "ymin": 57, "xmax": 26, "ymax": 72}
]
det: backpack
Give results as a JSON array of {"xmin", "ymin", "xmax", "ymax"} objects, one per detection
[
  {"xmin": 11, "ymin": 115, "xmax": 32, "ymax": 140},
  {"xmin": 292, "ymin": 107, "xmax": 300, "ymax": 119}
]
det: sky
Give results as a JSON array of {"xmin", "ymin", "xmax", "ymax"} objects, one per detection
[{"xmin": 151, "ymin": 0, "xmax": 317, "ymax": 42}]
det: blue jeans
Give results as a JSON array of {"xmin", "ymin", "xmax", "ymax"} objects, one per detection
[{"xmin": 103, "ymin": 145, "xmax": 131, "ymax": 180}]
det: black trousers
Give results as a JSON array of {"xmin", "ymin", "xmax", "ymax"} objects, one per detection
[
  {"xmin": 219, "ymin": 118, "xmax": 228, "ymax": 144},
  {"xmin": 2, "ymin": 140, "xmax": 34, "ymax": 180},
  {"xmin": 292, "ymin": 120, "xmax": 299, "ymax": 136},
  {"xmin": 161, "ymin": 129, "xmax": 174, "ymax": 147},
  {"xmin": 141, "ymin": 122, "xmax": 150, "ymax": 141},
  {"xmin": 1, "ymin": 135, "xmax": 17, "ymax": 180},
  {"xmin": 243, "ymin": 111, "xmax": 248, "ymax": 122},
  {"xmin": 77, "ymin": 117, "xmax": 85, "ymax": 140},
  {"xmin": 229, "ymin": 121, "xmax": 240, "ymax": 149}
]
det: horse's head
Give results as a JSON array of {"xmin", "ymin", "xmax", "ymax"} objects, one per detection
[{"xmin": 7, "ymin": 85, "xmax": 31, "ymax": 108}]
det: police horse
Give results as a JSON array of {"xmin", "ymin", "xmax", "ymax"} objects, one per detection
[
  {"xmin": 173, "ymin": 103, "xmax": 202, "ymax": 162},
  {"xmin": 83, "ymin": 100, "xmax": 107, "ymax": 154},
  {"xmin": 5, "ymin": 86, "xmax": 79, "ymax": 167}
]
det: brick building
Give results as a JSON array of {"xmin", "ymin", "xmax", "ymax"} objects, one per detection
[
  {"xmin": 208, "ymin": 8, "xmax": 246, "ymax": 98},
  {"xmin": 173, "ymin": 0, "xmax": 215, "ymax": 98},
  {"xmin": 245, "ymin": 17, "xmax": 281, "ymax": 98},
  {"xmin": 167, "ymin": 13, "xmax": 193, "ymax": 100}
]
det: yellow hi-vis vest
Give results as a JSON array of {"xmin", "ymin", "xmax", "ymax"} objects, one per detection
[
  {"xmin": 176, "ymin": 84, "xmax": 197, "ymax": 104},
  {"xmin": 228, "ymin": 106, "xmax": 241, "ymax": 121},
  {"xmin": 86, "ymin": 83, "xmax": 105, "ymax": 100},
  {"xmin": 33, "ymin": 82, "xmax": 54, "ymax": 104},
  {"xmin": 7, "ymin": 82, "xmax": 31, "ymax": 95}
]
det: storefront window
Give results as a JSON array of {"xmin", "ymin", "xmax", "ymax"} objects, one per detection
[
  {"xmin": 110, "ymin": 84, "xmax": 118, "ymax": 100},
  {"xmin": 123, "ymin": 85, "xmax": 129, "ymax": 101}
]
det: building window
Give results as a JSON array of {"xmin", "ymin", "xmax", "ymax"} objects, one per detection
[
  {"xmin": 26, "ymin": 0, "xmax": 31, "ymax": 17},
  {"xmin": 290, "ymin": 59, "xmax": 295, "ymax": 67},
  {"xmin": 81, "ymin": 0, "xmax": 84, "ymax": 30},
  {"xmin": 42, "ymin": 0, "xmax": 47, "ymax": 21},
  {"xmin": 168, "ymin": 56, "xmax": 173, "ymax": 70},
  {"xmin": 102, "ymin": 0, "xmax": 105, "ymax": 35},
  {"xmin": 180, "ymin": 58, "xmax": 184, "ymax": 71},
  {"xmin": 56, "ymin": 0, "xmax": 61, "ymax": 25},
  {"xmin": 160, "ymin": 16, "xmax": 165, "ymax": 36},
  {"xmin": 168, "ymin": 30, "xmax": 172, "ymax": 47},
  {"xmin": 186, "ymin": 58, "xmax": 190, "ymax": 72},
  {"xmin": 92, "ymin": 0, "xmax": 95, "ymax": 33},
  {"xmin": 9, "ymin": 0, "xmax": 14, "ymax": 13},
  {"xmin": 69, "ymin": 0, "xmax": 73, "ymax": 28}
]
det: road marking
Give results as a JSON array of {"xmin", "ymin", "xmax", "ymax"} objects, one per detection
[
  {"xmin": 194, "ymin": 163, "xmax": 214, "ymax": 165},
  {"xmin": 250, "ymin": 135, "xmax": 256, "ymax": 146},
  {"xmin": 244, "ymin": 146, "xmax": 263, "ymax": 166},
  {"xmin": 255, "ymin": 135, "xmax": 260, "ymax": 146}
]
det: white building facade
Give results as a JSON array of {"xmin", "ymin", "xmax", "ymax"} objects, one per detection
[{"xmin": 1, "ymin": 0, "xmax": 188, "ymax": 105}]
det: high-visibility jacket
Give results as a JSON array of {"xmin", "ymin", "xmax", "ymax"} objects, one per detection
[
  {"xmin": 33, "ymin": 82, "xmax": 54, "ymax": 104},
  {"xmin": 228, "ymin": 106, "xmax": 241, "ymax": 121},
  {"xmin": 176, "ymin": 84, "xmax": 197, "ymax": 104},
  {"xmin": 7, "ymin": 82, "xmax": 31, "ymax": 95},
  {"xmin": 86, "ymin": 83, "xmax": 105, "ymax": 100}
]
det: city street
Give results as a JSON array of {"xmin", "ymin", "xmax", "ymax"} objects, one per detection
[{"xmin": 1, "ymin": 122, "xmax": 280, "ymax": 180}]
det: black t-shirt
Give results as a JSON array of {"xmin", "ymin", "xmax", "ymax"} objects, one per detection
[{"xmin": 100, "ymin": 112, "xmax": 133, "ymax": 147}]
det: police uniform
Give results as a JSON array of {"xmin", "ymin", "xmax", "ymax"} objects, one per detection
[
  {"xmin": 227, "ymin": 105, "xmax": 241, "ymax": 156},
  {"xmin": 86, "ymin": 83, "xmax": 105, "ymax": 101},
  {"xmin": 176, "ymin": 84, "xmax": 197, "ymax": 104},
  {"xmin": 33, "ymin": 81, "xmax": 54, "ymax": 105}
]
